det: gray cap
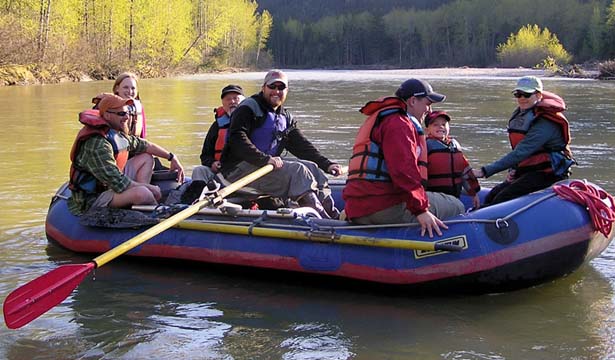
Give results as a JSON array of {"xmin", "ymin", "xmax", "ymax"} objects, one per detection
[
  {"xmin": 513, "ymin": 76, "xmax": 543, "ymax": 93},
  {"xmin": 263, "ymin": 69, "xmax": 288, "ymax": 86}
]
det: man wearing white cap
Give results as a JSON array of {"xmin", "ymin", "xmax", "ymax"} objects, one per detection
[{"xmin": 220, "ymin": 69, "xmax": 343, "ymax": 218}]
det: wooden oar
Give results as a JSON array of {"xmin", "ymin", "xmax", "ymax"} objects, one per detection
[
  {"xmin": 3, "ymin": 164, "xmax": 273, "ymax": 329},
  {"xmin": 175, "ymin": 221, "xmax": 464, "ymax": 252}
]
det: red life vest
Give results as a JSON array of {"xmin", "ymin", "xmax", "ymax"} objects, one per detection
[
  {"xmin": 348, "ymin": 96, "xmax": 428, "ymax": 185},
  {"xmin": 508, "ymin": 91, "xmax": 573, "ymax": 176},
  {"xmin": 213, "ymin": 107, "xmax": 230, "ymax": 161},
  {"xmin": 426, "ymin": 137, "xmax": 480, "ymax": 197},
  {"xmin": 69, "ymin": 109, "xmax": 130, "ymax": 193}
]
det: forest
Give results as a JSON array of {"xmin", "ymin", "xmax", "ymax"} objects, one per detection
[
  {"xmin": 2, "ymin": 0, "xmax": 615, "ymax": 84},
  {"xmin": 262, "ymin": 0, "xmax": 615, "ymax": 68}
]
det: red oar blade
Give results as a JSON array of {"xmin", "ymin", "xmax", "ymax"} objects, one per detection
[{"xmin": 3, "ymin": 263, "xmax": 95, "ymax": 329}]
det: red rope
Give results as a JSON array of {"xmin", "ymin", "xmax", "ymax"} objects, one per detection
[{"xmin": 553, "ymin": 180, "xmax": 615, "ymax": 237}]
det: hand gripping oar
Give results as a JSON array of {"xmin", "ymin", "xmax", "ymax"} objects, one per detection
[{"xmin": 3, "ymin": 164, "xmax": 273, "ymax": 329}]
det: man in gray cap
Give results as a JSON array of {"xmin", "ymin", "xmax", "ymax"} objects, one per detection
[
  {"xmin": 343, "ymin": 78, "xmax": 464, "ymax": 236},
  {"xmin": 192, "ymin": 84, "xmax": 245, "ymax": 182},
  {"xmin": 219, "ymin": 70, "xmax": 343, "ymax": 218}
]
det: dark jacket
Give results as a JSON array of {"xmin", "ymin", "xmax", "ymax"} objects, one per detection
[
  {"xmin": 483, "ymin": 112, "xmax": 567, "ymax": 177},
  {"xmin": 220, "ymin": 93, "xmax": 333, "ymax": 174},
  {"xmin": 199, "ymin": 120, "xmax": 221, "ymax": 167}
]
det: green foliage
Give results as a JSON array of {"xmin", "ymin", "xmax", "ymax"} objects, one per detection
[
  {"xmin": 2, "ymin": 0, "xmax": 615, "ymax": 74},
  {"xmin": 265, "ymin": 0, "xmax": 608, "ymax": 69},
  {"xmin": 0, "ymin": 0, "xmax": 272, "ymax": 77},
  {"xmin": 497, "ymin": 24, "xmax": 572, "ymax": 68}
]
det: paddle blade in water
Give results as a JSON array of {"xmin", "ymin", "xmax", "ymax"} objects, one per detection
[{"xmin": 3, "ymin": 263, "xmax": 95, "ymax": 329}]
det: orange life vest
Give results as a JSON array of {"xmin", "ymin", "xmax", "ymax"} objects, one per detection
[
  {"xmin": 426, "ymin": 137, "xmax": 480, "ymax": 197},
  {"xmin": 213, "ymin": 107, "xmax": 231, "ymax": 161},
  {"xmin": 69, "ymin": 109, "xmax": 130, "ymax": 193},
  {"xmin": 508, "ymin": 91, "xmax": 573, "ymax": 176},
  {"xmin": 348, "ymin": 96, "xmax": 428, "ymax": 185}
]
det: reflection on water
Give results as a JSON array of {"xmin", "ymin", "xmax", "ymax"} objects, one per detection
[
  {"xmin": 3, "ymin": 248, "xmax": 614, "ymax": 360},
  {"xmin": 1, "ymin": 71, "xmax": 614, "ymax": 359}
]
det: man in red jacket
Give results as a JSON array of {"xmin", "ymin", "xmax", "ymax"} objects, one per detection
[{"xmin": 343, "ymin": 79, "xmax": 464, "ymax": 237}]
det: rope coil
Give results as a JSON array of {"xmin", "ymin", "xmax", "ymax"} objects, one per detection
[{"xmin": 553, "ymin": 180, "xmax": 615, "ymax": 237}]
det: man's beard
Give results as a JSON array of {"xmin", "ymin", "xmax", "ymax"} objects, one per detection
[{"xmin": 117, "ymin": 121, "xmax": 130, "ymax": 134}]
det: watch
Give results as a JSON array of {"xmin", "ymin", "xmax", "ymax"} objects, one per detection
[{"xmin": 167, "ymin": 152, "xmax": 175, "ymax": 161}]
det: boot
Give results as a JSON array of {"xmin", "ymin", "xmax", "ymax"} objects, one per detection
[
  {"xmin": 319, "ymin": 193, "xmax": 341, "ymax": 219},
  {"xmin": 297, "ymin": 191, "xmax": 331, "ymax": 219}
]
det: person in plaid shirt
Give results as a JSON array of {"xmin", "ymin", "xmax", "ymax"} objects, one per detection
[{"xmin": 68, "ymin": 94, "xmax": 184, "ymax": 215}]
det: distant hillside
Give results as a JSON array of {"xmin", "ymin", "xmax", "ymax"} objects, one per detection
[
  {"xmin": 256, "ymin": 0, "xmax": 615, "ymax": 70},
  {"xmin": 256, "ymin": 0, "xmax": 451, "ymax": 21}
]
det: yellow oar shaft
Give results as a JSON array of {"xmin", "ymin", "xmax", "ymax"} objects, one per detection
[
  {"xmin": 175, "ymin": 220, "xmax": 443, "ymax": 251},
  {"xmin": 93, "ymin": 164, "xmax": 274, "ymax": 267}
]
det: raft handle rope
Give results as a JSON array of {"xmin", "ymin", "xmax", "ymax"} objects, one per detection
[
  {"xmin": 248, "ymin": 211, "xmax": 269, "ymax": 235},
  {"xmin": 553, "ymin": 180, "xmax": 615, "ymax": 237},
  {"xmin": 495, "ymin": 218, "xmax": 509, "ymax": 229}
]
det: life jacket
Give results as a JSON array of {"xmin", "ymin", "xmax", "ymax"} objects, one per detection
[
  {"xmin": 128, "ymin": 99, "xmax": 146, "ymax": 138},
  {"xmin": 213, "ymin": 106, "xmax": 231, "ymax": 161},
  {"xmin": 69, "ymin": 109, "xmax": 130, "ymax": 193},
  {"xmin": 92, "ymin": 95, "xmax": 146, "ymax": 138},
  {"xmin": 508, "ymin": 91, "xmax": 575, "ymax": 177},
  {"xmin": 240, "ymin": 97, "xmax": 289, "ymax": 156},
  {"xmin": 348, "ymin": 96, "xmax": 428, "ymax": 185},
  {"xmin": 426, "ymin": 137, "xmax": 480, "ymax": 197}
]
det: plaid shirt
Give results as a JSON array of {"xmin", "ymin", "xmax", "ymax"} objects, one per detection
[{"xmin": 68, "ymin": 133, "xmax": 149, "ymax": 215}]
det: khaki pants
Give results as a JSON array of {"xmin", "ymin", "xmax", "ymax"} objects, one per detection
[
  {"xmin": 91, "ymin": 156, "xmax": 144, "ymax": 208},
  {"xmin": 224, "ymin": 160, "xmax": 317, "ymax": 199},
  {"xmin": 352, "ymin": 191, "xmax": 465, "ymax": 225}
]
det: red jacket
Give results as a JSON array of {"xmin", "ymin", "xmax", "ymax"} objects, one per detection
[{"xmin": 343, "ymin": 101, "xmax": 429, "ymax": 218}]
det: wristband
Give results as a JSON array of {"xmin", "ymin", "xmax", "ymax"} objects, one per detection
[{"xmin": 167, "ymin": 152, "xmax": 175, "ymax": 161}]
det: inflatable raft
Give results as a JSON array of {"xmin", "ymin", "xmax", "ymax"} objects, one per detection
[{"xmin": 45, "ymin": 179, "xmax": 615, "ymax": 293}]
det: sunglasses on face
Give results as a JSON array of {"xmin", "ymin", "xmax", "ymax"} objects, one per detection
[
  {"xmin": 513, "ymin": 91, "xmax": 535, "ymax": 98},
  {"xmin": 266, "ymin": 83, "xmax": 287, "ymax": 91},
  {"xmin": 106, "ymin": 110, "xmax": 130, "ymax": 116}
]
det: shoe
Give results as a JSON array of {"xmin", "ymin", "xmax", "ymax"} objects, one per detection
[
  {"xmin": 320, "ymin": 194, "xmax": 340, "ymax": 219},
  {"xmin": 297, "ymin": 191, "xmax": 331, "ymax": 219}
]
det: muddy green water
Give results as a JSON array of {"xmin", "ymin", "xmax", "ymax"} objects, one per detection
[{"xmin": 0, "ymin": 70, "xmax": 613, "ymax": 359}]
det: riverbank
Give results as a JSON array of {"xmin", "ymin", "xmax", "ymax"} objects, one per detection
[{"xmin": 0, "ymin": 64, "xmax": 600, "ymax": 86}]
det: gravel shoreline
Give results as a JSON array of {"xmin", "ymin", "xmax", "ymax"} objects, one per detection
[{"xmin": 390, "ymin": 67, "xmax": 548, "ymax": 77}]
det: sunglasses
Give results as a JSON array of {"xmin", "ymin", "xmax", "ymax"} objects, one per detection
[
  {"xmin": 513, "ymin": 91, "xmax": 535, "ymax": 98},
  {"xmin": 106, "ymin": 110, "xmax": 130, "ymax": 116},
  {"xmin": 266, "ymin": 83, "xmax": 287, "ymax": 91}
]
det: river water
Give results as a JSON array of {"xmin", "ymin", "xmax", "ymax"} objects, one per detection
[{"xmin": 0, "ymin": 70, "xmax": 614, "ymax": 359}]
